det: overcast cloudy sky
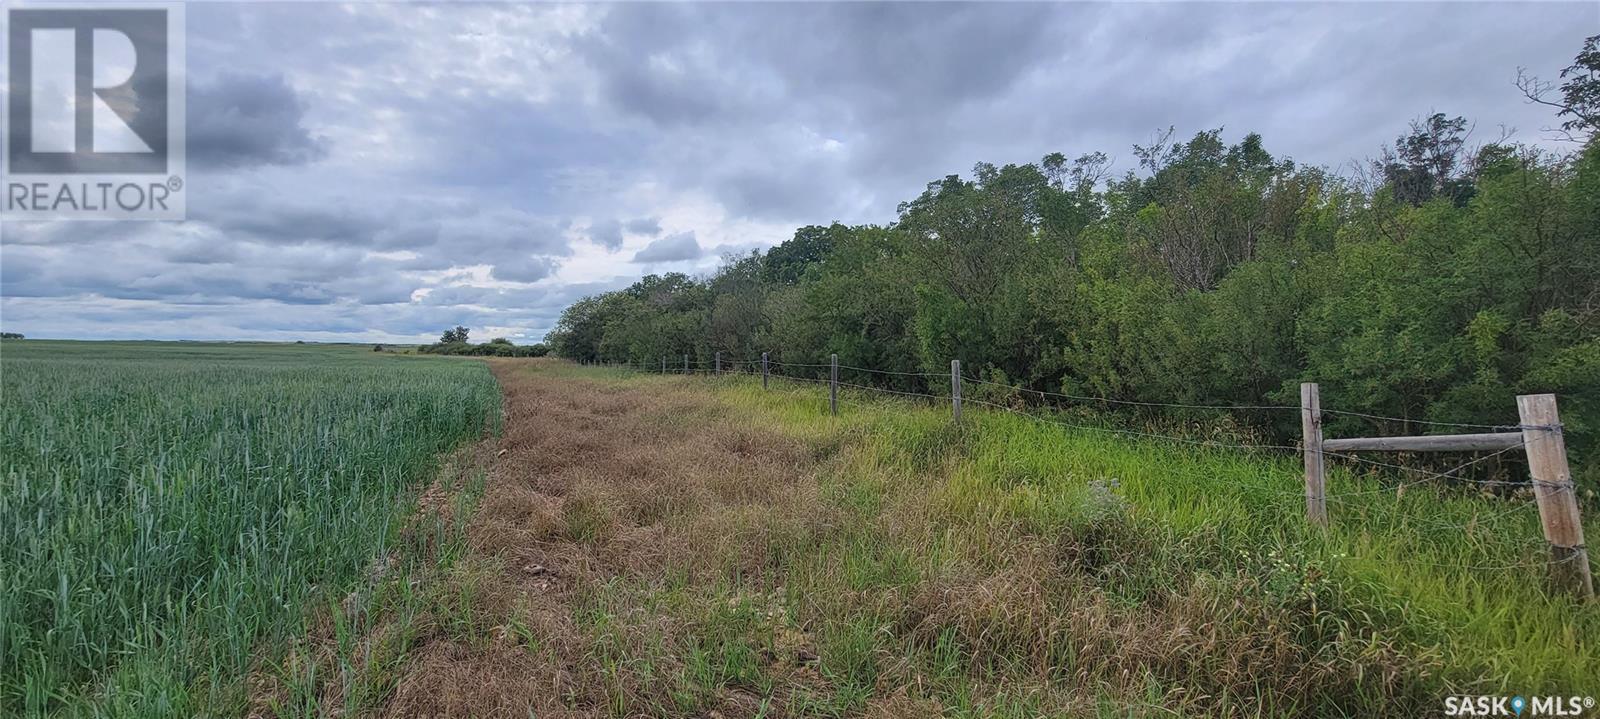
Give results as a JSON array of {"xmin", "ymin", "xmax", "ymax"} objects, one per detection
[{"xmin": 1, "ymin": 2, "xmax": 1595, "ymax": 343}]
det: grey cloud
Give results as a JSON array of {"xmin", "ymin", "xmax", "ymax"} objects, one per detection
[
  {"xmin": 577, "ymin": 3, "xmax": 1593, "ymax": 224},
  {"xmin": 578, "ymin": 6, "xmax": 740, "ymax": 128},
  {"xmin": 437, "ymin": 210, "xmax": 574, "ymax": 263},
  {"xmin": 419, "ymin": 285, "xmax": 501, "ymax": 307},
  {"xmin": 0, "ymin": 293, "xmax": 549, "ymax": 343},
  {"xmin": 386, "ymin": 90, "xmax": 641, "ymax": 213},
  {"xmin": 1, "ymin": 233, "xmax": 415, "ymax": 308},
  {"xmin": 234, "ymin": 312, "xmax": 370, "ymax": 334},
  {"xmin": 189, "ymin": 73, "xmax": 326, "ymax": 169},
  {"xmin": 624, "ymin": 217, "xmax": 662, "ymax": 236},
  {"xmin": 491, "ymin": 255, "xmax": 560, "ymax": 283},
  {"xmin": 419, "ymin": 285, "xmax": 554, "ymax": 309},
  {"xmin": 422, "ymin": 285, "xmax": 496, "ymax": 304},
  {"xmin": 165, "ymin": 237, "xmax": 241, "ymax": 265},
  {"xmin": 186, "ymin": 193, "xmax": 572, "ymax": 281},
  {"xmin": 198, "ymin": 200, "xmax": 383, "ymax": 247},
  {"xmin": 585, "ymin": 216, "xmax": 662, "ymax": 250},
  {"xmin": 0, "ymin": 249, "xmax": 50, "ymax": 297},
  {"xmin": 712, "ymin": 161, "xmax": 846, "ymax": 223},
  {"xmin": 563, "ymin": 4, "xmax": 1071, "ymax": 222},
  {"xmin": 0, "ymin": 220, "xmax": 159, "ymax": 246},
  {"xmin": 753, "ymin": 4, "xmax": 1062, "ymax": 114},
  {"xmin": 631, "ymin": 231, "xmax": 701, "ymax": 263},
  {"xmin": 10, "ymin": 2, "xmax": 1593, "ymax": 342},
  {"xmin": 588, "ymin": 219, "xmax": 624, "ymax": 250},
  {"xmin": 351, "ymin": 277, "xmax": 418, "ymax": 305},
  {"xmin": 579, "ymin": 3, "xmax": 1059, "ymax": 129}
]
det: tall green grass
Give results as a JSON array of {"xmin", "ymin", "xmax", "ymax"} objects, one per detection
[
  {"xmin": 0, "ymin": 341, "xmax": 500, "ymax": 716},
  {"xmin": 692, "ymin": 371, "xmax": 1599, "ymax": 705}
]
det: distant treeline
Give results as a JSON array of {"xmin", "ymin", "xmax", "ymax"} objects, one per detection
[
  {"xmin": 548, "ymin": 39, "xmax": 1600, "ymax": 482},
  {"xmin": 420, "ymin": 340, "xmax": 548, "ymax": 357},
  {"xmin": 422, "ymin": 327, "xmax": 548, "ymax": 357}
]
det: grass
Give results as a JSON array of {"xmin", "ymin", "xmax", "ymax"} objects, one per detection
[
  {"xmin": 717, "ymin": 372, "xmax": 1599, "ymax": 702},
  {"xmin": 17, "ymin": 350, "xmax": 1587, "ymax": 717},
  {"xmin": 505, "ymin": 362, "xmax": 1595, "ymax": 716},
  {"xmin": 0, "ymin": 341, "xmax": 500, "ymax": 717}
]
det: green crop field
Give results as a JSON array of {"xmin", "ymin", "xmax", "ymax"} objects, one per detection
[{"xmin": 0, "ymin": 342, "xmax": 500, "ymax": 716}]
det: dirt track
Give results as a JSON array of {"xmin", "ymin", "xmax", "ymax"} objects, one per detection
[{"xmin": 375, "ymin": 359, "xmax": 829, "ymax": 717}]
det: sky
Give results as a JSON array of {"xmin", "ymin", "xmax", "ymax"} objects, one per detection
[{"xmin": 1, "ymin": 1, "xmax": 1596, "ymax": 343}]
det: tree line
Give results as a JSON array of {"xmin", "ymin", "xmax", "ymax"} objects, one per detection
[
  {"xmin": 547, "ymin": 37, "xmax": 1600, "ymax": 485},
  {"xmin": 421, "ymin": 326, "xmax": 549, "ymax": 357}
]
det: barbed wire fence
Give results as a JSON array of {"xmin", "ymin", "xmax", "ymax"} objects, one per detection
[{"xmin": 575, "ymin": 351, "xmax": 1594, "ymax": 599}]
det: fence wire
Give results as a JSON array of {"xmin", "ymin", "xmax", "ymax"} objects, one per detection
[
  {"xmin": 961, "ymin": 375, "xmax": 1302, "ymax": 413},
  {"xmin": 599, "ymin": 355, "xmax": 1593, "ymax": 580},
  {"xmin": 615, "ymin": 358, "xmax": 1567, "ymax": 499},
  {"xmin": 627, "ymin": 359, "xmax": 1558, "ymax": 500}
]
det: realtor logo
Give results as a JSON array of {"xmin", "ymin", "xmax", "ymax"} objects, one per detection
[{"xmin": 3, "ymin": 2, "xmax": 185, "ymax": 220}]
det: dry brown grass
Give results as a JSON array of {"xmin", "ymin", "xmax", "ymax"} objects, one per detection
[
  {"xmin": 371, "ymin": 360, "xmax": 832, "ymax": 718},
  {"xmin": 255, "ymin": 359, "xmax": 1443, "ymax": 718}
]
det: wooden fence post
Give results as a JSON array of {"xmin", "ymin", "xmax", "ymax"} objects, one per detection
[
  {"xmin": 660, "ymin": 356, "xmax": 665, "ymax": 373},
  {"xmin": 1301, "ymin": 382, "xmax": 1328, "ymax": 526},
  {"xmin": 715, "ymin": 351, "xmax": 721, "ymax": 374},
  {"xmin": 683, "ymin": 354, "xmax": 689, "ymax": 375},
  {"xmin": 829, "ymin": 353, "xmax": 838, "ymax": 416},
  {"xmin": 1518, "ymin": 394, "xmax": 1594, "ymax": 600},
  {"xmin": 951, "ymin": 359, "xmax": 962, "ymax": 424},
  {"xmin": 761, "ymin": 352, "xmax": 769, "ymax": 389}
]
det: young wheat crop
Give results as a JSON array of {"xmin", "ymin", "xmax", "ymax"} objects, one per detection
[{"xmin": 0, "ymin": 342, "xmax": 500, "ymax": 716}]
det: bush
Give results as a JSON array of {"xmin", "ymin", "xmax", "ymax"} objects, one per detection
[{"xmin": 418, "ymin": 338, "xmax": 547, "ymax": 357}]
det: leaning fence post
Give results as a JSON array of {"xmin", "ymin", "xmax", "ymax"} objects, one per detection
[
  {"xmin": 951, "ymin": 359, "xmax": 962, "ymax": 424},
  {"xmin": 1300, "ymin": 382, "xmax": 1328, "ymax": 527},
  {"xmin": 761, "ymin": 352, "xmax": 769, "ymax": 389},
  {"xmin": 1518, "ymin": 394, "xmax": 1594, "ymax": 600},
  {"xmin": 829, "ymin": 353, "xmax": 838, "ymax": 416}
]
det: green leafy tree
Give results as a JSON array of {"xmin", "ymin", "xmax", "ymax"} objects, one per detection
[{"xmin": 542, "ymin": 37, "xmax": 1600, "ymax": 486}]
